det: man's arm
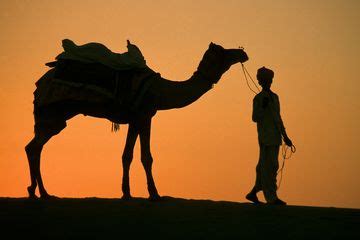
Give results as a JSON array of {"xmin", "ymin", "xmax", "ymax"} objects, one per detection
[
  {"xmin": 277, "ymin": 96, "xmax": 292, "ymax": 146},
  {"xmin": 279, "ymin": 115, "xmax": 289, "ymax": 139}
]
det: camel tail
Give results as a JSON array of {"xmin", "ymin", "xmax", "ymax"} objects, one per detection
[{"xmin": 111, "ymin": 123, "xmax": 120, "ymax": 132}]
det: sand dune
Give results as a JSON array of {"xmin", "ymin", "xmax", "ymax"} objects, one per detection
[{"xmin": 0, "ymin": 197, "xmax": 358, "ymax": 239}]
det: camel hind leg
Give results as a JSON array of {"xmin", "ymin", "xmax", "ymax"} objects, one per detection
[
  {"xmin": 121, "ymin": 123, "xmax": 139, "ymax": 199},
  {"xmin": 25, "ymin": 119, "xmax": 66, "ymax": 199},
  {"xmin": 138, "ymin": 118, "xmax": 160, "ymax": 200}
]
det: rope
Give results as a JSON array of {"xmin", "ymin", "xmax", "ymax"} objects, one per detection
[
  {"xmin": 241, "ymin": 63, "xmax": 260, "ymax": 94},
  {"xmin": 277, "ymin": 144, "xmax": 296, "ymax": 189}
]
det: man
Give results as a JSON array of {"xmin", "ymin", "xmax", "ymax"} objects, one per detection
[{"xmin": 246, "ymin": 67, "xmax": 293, "ymax": 205}]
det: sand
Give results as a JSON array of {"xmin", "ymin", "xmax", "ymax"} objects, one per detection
[{"xmin": 0, "ymin": 197, "xmax": 358, "ymax": 239}]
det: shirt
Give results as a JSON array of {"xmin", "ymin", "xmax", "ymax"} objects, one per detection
[{"xmin": 252, "ymin": 90, "xmax": 285, "ymax": 146}]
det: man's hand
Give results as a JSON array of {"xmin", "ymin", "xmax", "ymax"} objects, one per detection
[{"xmin": 284, "ymin": 136, "xmax": 293, "ymax": 147}]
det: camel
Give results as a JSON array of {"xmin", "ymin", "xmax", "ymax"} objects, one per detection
[{"xmin": 25, "ymin": 42, "xmax": 248, "ymax": 200}]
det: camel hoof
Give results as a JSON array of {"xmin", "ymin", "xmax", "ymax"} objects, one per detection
[
  {"xmin": 27, "ymin": 186, "xmax": 38, "ymax": 199},
  {"xmin": 121, "ymin": 194, "xmax": 132, "ymax": 200},
  {"xmin": 148, "ymin": 194, "xmax": 162, "ymax": 202}
]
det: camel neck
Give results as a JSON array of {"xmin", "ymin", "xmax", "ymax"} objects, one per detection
[{"xmin": 151, "ymin": 72, "xmax": 214, "ymax": 110}]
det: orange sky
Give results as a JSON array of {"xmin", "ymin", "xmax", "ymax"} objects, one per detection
[{"xmin": 0, "ymin": 0, "xmax": 359, "ymax": 208}]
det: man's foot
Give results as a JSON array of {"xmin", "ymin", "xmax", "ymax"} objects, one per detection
[
  {"xmin": 40, "ymin": 192, "xmax": 59, "ymax": 200},
  {"xmin": 268, "ymin": 198, "xmax": 287, "ymax": 205},
  {"xmin": 246, "ymin": 192, "xmax": 263, "ymax": 204}
]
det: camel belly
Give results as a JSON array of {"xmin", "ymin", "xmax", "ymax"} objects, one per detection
[{"xmin": 33, "ymin": 99, "xmax": 144, "ymax": 136}]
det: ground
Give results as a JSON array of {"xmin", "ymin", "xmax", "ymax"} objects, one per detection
[{"xmin": 0, "ymin": 197, "xmax": 359, "ymax": 239}]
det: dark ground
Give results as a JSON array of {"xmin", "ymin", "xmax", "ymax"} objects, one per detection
[{"xmin": 0, "ymin": 197, "xmax": 359, "ymax": 239}]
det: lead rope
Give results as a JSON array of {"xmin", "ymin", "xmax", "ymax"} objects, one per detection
[
  {"xmin": 240, "ymin": 63, "xmax": 296, "ymax": 190},
  {"xmin": 241, "ymin": 63, "xmax": 260, "ymax": 94},
  {"xmin": 277, "ymin": 144, "xmax": 296, "ymax": 189}
]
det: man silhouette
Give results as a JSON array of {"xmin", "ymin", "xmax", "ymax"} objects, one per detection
[{"xmin": 246, "ymin": 67, "xmax": 292, "ymax": 205}]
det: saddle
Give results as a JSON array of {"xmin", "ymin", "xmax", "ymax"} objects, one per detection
[
  {"xmin": 53, "ymin": 59, "xmax": 122, "ymax": 92},
  {"xmin": 47, "ymin": 59, "xmax": 156, "ymax": 109},
  {"xmin": 43, "ymin": 39, "xmax": 157, "ymax": 113},
  {"xmin": 56, "ymin": 39, "xmax": 147, "ymax": 70}
]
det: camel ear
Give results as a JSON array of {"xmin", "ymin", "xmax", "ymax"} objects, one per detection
[{"xmin": 209, "ymin": 42, "xmax": 215, "ymax": 48}]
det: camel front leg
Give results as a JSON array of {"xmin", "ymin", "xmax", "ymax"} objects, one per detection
[
  {"xmin": 139, "ymin": 118, "xmax": 160, "ymax": 200},
  {"xmin": 121, "ymin": 123, "xmax": 138, "ymax": 199},
  {"xmin": 25, "ymin": 130, "xmax": 54, "ymax": 199}
]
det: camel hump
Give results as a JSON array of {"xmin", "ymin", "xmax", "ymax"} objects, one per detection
[
  {"xmin": 55, "ymin": 39, "xmax": 147, "ymax": 71},
  {"xmin": 62, "ymin": 39, "xmax": 78, "ymax": 51}
]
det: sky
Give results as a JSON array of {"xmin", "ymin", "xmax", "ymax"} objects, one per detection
[{"xmin": 0, "ymin": 0, "xmax": 359, "ymax": 208}]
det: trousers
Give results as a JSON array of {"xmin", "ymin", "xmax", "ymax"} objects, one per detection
[{"xmin": 253, "ymin": 144, "xmax": 280, "ymax": 202}]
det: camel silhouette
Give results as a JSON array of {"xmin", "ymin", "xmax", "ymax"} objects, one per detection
[{"xmin": 25, "ymin": 42, "xmax": 248, "ymax": 200}]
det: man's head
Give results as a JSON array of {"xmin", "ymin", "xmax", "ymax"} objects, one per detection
[{"xmin": 257, "ymin": 67, "xmax": 274, "ymax": 91}]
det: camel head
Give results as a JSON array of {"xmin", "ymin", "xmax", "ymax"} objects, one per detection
[{"xmin": 197, "ymin": 42, "xmax": 249, "ymax": 84}]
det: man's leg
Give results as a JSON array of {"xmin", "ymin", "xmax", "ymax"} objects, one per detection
[
  {"xmin": 246, "ymin": 144, "xmax": 265, "ymax": 203},
  {"xmin": 262, "ymin": 145, "xmax": 281, "ymax": 203}
]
